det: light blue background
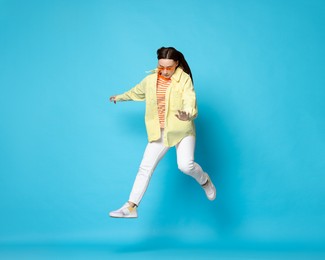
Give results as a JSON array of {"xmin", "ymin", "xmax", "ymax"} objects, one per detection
[{"xmin": 1, "ymin": 0, "xmax": 324, "ymax": 257}]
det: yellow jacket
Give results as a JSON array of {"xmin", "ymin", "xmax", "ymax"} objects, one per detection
[{"xmin": 115, "ymin": 67, "xmax": 198, "ymax": 147}]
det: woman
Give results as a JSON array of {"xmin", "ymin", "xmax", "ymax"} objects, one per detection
[{"xmin": 109, "ymin": 47, "xmax": 216, "ymax": 218}]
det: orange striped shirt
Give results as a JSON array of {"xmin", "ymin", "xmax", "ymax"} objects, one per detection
[{"xmin": 156, "ymin": 75, "xmax": 171, "ymax": 128}]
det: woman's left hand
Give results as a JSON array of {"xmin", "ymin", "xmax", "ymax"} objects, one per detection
[{"xmin": 175, "ymin": 110, "xmax": 190, "ymax": 121}]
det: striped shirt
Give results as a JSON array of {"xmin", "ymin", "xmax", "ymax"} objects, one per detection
[{"xmin": 156, "ymin": 75, "xmax": 171, "ymax": 128}]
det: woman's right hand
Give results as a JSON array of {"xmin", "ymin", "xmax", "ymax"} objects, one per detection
[{"xmin": 109, "ymin": 96, "xmax": 117, "ymax": 104}]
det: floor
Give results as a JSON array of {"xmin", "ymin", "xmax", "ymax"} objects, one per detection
[{"xmin": 1, "ymin": 243, "xmax": 324, "ymax": 260}]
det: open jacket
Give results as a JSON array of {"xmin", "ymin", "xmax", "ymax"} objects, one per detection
[{"xmin": 115, "ymin": 67, "xmax": 198, "ymax": 147}]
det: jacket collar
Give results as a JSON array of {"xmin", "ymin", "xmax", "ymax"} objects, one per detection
[{"xmin": 171, "ymin": 67, "xmax": 183, "ymax": 82}]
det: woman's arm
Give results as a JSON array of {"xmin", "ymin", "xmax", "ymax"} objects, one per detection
[{"xmin": 110, "ymin": 81, "xmax": 146, "ymax": 103}]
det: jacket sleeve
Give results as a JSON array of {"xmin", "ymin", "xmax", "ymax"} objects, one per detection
[
  {"xmin": 182, "ymin": 77, "xmax": 198, "ymax": 120},
  {"xmin": 115, "ymin": 80, "xmax": 146, "ymax": 102}
]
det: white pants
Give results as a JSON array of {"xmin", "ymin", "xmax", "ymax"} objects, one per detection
[{"xmin": 129, "ymin": 131, "xmax": 208, "ymax": 205}]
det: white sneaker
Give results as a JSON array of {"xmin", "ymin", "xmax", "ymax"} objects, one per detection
[
  {"xmin": 202, "ymin": 176, "xmax": 216, "ymax": 201},
  {"xmin": 109, "ymin": 202, "xmax": 138, "ymax": 218}
]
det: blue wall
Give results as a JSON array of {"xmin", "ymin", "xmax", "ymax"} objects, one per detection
[{"xmin": 0, "ymin": 0, "xmax": 324, "ymax": 251}]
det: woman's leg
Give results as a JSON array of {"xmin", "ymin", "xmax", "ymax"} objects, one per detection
[
  {"xmin": 176, "ymin": 135, "xmax": 216, "ymax": 200},
  {"xmin": 176, "ymin": 135, "xmax": 208, "ymax": 184},
  {"xmin": 128, "ymin": 135, "xmax": 169, "ymax": 206}
]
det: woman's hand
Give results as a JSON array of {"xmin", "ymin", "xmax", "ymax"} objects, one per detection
[
  {"xmin": 175, "ymin": 110, "xmax": 190, "ymax": 121},
  {"xmin": 109, "ymin": 96, "xmax": 117, "ymax": 104}
]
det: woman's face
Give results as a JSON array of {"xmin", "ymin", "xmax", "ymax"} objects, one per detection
[{"xmin": 157, "ymin": 59, "xmax": 178, "ymax": 79}]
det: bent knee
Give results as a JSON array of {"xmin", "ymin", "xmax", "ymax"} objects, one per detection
[{"xmin": 178, "ymin": 160, "xmax": 195, "ymax": 174}]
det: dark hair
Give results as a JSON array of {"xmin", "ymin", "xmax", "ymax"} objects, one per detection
[{"xmin": 157, "ymin": 47, "xmax": 193, "ymax": 83}]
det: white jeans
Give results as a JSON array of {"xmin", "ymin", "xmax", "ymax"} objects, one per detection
[{"xmin": 128, "ymin": 131, "xmax": 208, "ymax": 205}]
